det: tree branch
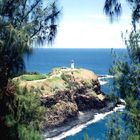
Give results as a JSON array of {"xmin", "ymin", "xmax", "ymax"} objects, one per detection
[
  {"xmin": 45, "ymin": 11, "xmax": 60, "ymax": 22},
  {"xmin": 20, "ymin": 0, "xmax": 41, "ymax": 22},
  {"xmin": 22, "ymin": 0, "xmax": 28, "ymax": 16},
  {"xmin": 30, "ymin": 21, "xmax": 43, "ymax": 38},
  {"xmin": 30, "ymin": 8, "xmax": 60, "ymax": 39}
]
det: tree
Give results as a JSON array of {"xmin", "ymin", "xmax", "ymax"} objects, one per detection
[
  {"xmin": 104, "ymin": 0, "xmax": 140, "ymax": 29},
  {"xmin": 0, "ymin": 0, "xmax": 60, "ymax": 139},
  {"xmin": 2, "ymin": 83, "xmax": 46, "ymax": 140},
  {"xmin": 104, "ymin": 1, "xmax": 140, "ymax": 139},
  {"xmin": 104, "ymin": 2, "xmax": 140, "ymax": 139},
  {"xmin": 0, "ymin": 0, "xmax": 60, "ymax": 89}
]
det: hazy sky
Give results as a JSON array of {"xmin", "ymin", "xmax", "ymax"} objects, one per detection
[{"xmin": 48, "ymin": 0, "xmax": 132, "ymax": 48}]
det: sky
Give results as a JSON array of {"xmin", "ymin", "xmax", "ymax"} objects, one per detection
[{"xmin": 47, "ymin": 0, "xmax": 132, "ymax": 48}]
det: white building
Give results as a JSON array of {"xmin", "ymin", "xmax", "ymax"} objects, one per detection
[{"xmin": 71, "ymin": 60, "xmax": 75, "ymax": 69}]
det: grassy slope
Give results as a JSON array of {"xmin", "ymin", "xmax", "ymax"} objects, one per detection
[{"xmin": 15, "ymin": 68, "xmax": 98, "ymax": 97}]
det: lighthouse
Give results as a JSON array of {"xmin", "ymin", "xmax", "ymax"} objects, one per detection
[{"xmin": 71, "ymin": 60, "xmax": 75, "ymax": 69}]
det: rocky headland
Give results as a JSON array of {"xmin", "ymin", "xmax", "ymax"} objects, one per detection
[{"xmin": 16, "ymin": 68, "xmax": 124, "ymax": 138}]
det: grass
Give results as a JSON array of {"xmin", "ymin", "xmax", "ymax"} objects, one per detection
[
  {"xmin": 74, "ymin": 69, "xmax": 81, "ymax": 73},
  {"xmin": 47, "ymin": 76, "xmax": 61, "ymax": 82},
  {"xmin": 21, "ymin": 74, "xmax": 46, "ymax": 81},
  {"xmin": 47, "ymin": 76, "xmax": 66, "ymax": 91},
  {"xmin": 17, "ymin": 68, "xmax": 97, "ymax": 96}
]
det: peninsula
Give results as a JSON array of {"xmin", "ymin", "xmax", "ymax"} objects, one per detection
[{"xmin": 14, "ymin": 68, "xmax": 124, "ymax": 138}]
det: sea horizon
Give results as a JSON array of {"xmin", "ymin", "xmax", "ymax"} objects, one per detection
[{"xmin": 32, "ymin": 47, "xmax": 126, "ymax": 49}]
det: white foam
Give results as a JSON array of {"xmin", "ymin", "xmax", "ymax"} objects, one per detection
[
  {"xmin": 106, "ymin": 75, "xmax": 114, "ymax": 78},
  {"xmin": 45, "ymin": 104, "xmax": 125, "ymax": 140},
  {"xmin": 98, "ymin": 74, "xmax": 114, "ymax": 85},
  {"xmin": 98, "ymin": 75, "xmax": 114, "ymax": 80},
  {"xmin": 99, "ymin": 80, "xmax": 108, "ymax": 85}
]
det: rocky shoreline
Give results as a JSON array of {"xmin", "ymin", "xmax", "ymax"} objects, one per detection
[
  {"xmin": 16, "ymin": 68, "xmax": 124, "ymax": 139},
  {"xmin": 43, "ymin": 100, "xmax": 125, "ymax": 139}
]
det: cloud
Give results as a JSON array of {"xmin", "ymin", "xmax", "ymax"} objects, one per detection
[
  {"xmin": 48, "ymin": 0, "xmax": 132, "ymax": 48},
  {"xmin": 51, "ymin": 21, "xmax": 131, "ymax": 48}
]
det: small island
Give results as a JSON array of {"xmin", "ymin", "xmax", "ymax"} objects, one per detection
[{"xmin": 14, "ymin": 68, "xmax": 124, "ymax": 138}]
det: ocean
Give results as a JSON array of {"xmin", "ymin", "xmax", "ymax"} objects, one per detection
[
  {"xmin": 24, "ymin": 48, "xmax": 126, "ymax": 74},
  {"xmin": 24, "ymin": 48, "xmax": 126, "ymax": 140}
]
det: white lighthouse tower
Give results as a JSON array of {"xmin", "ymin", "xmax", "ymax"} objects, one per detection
[{"xmin": 71, "ymin": 60, "xmax": 75, "ymax": 69}]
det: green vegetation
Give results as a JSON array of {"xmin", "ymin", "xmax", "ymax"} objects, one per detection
[
  {"xmin": 83, "ymin": 134, "xmax": 94, "ymax": 140},
  {"xmin": 51, "ymin": 68, "xmax": 62, "ymax": 74},
  {"xmin": 106, "ymin": 112, "xmax": 124, "ymax": 140},
  {"xmin": 104, "ymin": 0, "xmax": 140, "ymax": 26},
  {"xmin": 73, "ymin": 69, "xmax": 81, "ymax": 74},
  {"xmin": 15, "ymin": 87, "xmax": 46, "ymax": 140},
  {"xmin": 103, "ymin": 1, "xmax": 140, "ymax": 140},
  {"xmin": 47, "ymin": 76, "xmax": 66, "ymax": 91},
  {"xmin": 21, "ymin": 74, "xmax": 46, "ymax": 81},
  {"xmin": 61, "ymin": 72, "xmax": 77, "ymax": 90},
  {"xmin": 47, "ymin": 76, "xmax": 62, "ymax": 82},
  {"xmin": 0, "ymin": 0, "xmax": 60, "ymax": 139},
  {"xmin": 15, "ymin": 68, "xmax": 98, "ymax": 98},
  {"xmin": 41, "ymin": 85, "xmax": 45, "ymax": 90},
  {"xmin": 61, "ymin": 73, "xmax": 72, "ymax": 81},
  {"xmin": 6, "ymin": 84, "xmax": 45, "ymax": 140},
  {"xmin": 1, "ymin": 0, "xmax": 140, "ymax": 140},
  {"xmin": 0, "ymin": 81, "xmax": 46, "ymax": 140},
  {"xmin": 105, "ymin": 30, "xmax": 140, "ymax": 140}
]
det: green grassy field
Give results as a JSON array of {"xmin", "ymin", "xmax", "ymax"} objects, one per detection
[{"xmin": 21, "ymin": 74, "xmax": 46, "ymax": 81}]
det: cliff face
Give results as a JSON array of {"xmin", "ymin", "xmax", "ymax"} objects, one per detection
[{"xmin": 17, "ymin": 68, "xmax": 107, "ymax": 127}]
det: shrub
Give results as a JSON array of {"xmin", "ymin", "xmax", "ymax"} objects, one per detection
[
  {"xmin": 41, "ymin": 86, "xmax": 45, "ymax": 90},
  {"xmin": 1, "ymin": 82, "xmax": 46, "ymax": 140}
]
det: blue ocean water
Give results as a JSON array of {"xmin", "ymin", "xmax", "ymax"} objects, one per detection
[
  {"xmin": 24, "ymin": 48, "xmax": 126, "ymax": 140},
  {"xmin": 63, "ymin": 118, "xmax": 107, "ymax": 140},
  {"xmin": 24, "ymin": 48, "xmax": 126, "ymax": 75}
]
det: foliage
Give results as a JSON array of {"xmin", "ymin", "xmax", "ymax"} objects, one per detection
[
  {"xmin": 74, "ymin": 69, "xmax": 81, "ymax": 73},
  {"xmin": 61, "ymin": 73, "xmax": 76, "ymax": 90},
  {"xmin": 106, "ymin": 30, "xmax": 140, "ymax": 140},
  {"xmin": 106, "ymin": 112, "xmax": 125, "ymax": 140},
  {"xmin": 125, "ymin": 30, "xmax": 140, "ymax": 64},
  {"xmin": 104, "ymin": 0, "xmax": 140, "ymax": 135},
  {"xmin": 0, "ymin": 0, "xmax": 60, "ymax": 86},
  {"xmin": 22, "ymin": 71, "xmax": 40, "ymax": 75},
  {"xmin": 106, "ymin": 93, "xmax": 119, "ymax": 103},
  {"xmin": 109, "ymin": 31, "xmax": 140, "ymax": 99},
  {"xmin": 104, "ymin": 0, "xmax": 122, "ymax": 22},
  {"xmin": 21, "ymin": 74, "xmax": 46, "ymax": 81},
  {"xmin": 0, "ymin": 0, "xmax": 60, "ymax": 139},
  {"xmin": 83, "ymin": 134, "xmax": 94, "ymax": 140},
  {"xmin": 125, "ymin": 95, "xmax": 140, "ymax": 137},
  {"xmin": 0, "ymin": 0, "xmax": 60, "ymax": 44},
  {"xmin": 104, "ymin": 0, "xmax": 140, "ymax": 28},
  {"xmin": 0, "ymin": 80, "xmax": 17, "ymax": 140},
  {"xmin": 3, "ymin": 83, "xmax": 46, "ymax": 140},
  {"xmin": 17, "ymin": 125, "xmax": 42, "ymax": 140},
  {"xmin": 127, "ymin": 135, "xmax": 140, "ymax": 140}
]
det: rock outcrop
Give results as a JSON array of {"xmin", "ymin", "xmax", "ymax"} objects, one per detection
[
  {"xmin": 17, "ymin": 68, "xmax": 109, "ymax": 128},
  {"xmin": 42, "ymin": 68, "xmax": 107, "ymax": 127}
]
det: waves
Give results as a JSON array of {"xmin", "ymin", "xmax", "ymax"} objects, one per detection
[
  {"xmin": 45, "ymin": 104, "xmax": 125, "ymax": 140},
  {"xmin": 99, "ymin": 80, "xmax": 108, "ymax": 85},
  {"xmin": 44, "ymin": 74, "xmax": 118, "ymax": 140},
  {"xmin": 98, "ymin": 74, "xmax": 114, "ymax": 85},
  {"xmin": 98, "ymin": 75, "xmax": 114, "ymax": 79}
]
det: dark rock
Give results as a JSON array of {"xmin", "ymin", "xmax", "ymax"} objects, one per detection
[
  {"xmin": 75, "ymin": 94, "xmax": 106, "ymax": 111},
  {"xmin": 40, "ymin": 69, "xmax": 108, "ymax": 128}
]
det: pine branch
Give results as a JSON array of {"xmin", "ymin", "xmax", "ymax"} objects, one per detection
[
  {"xmin": 20, "ymin": 0, "xmax": 41, "ymax": 23},
  {"xmin": 30, "ymin": 21, "xmax": 43, "ymax": 38}
]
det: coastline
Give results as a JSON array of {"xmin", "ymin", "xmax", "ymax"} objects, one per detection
[{"xmin": 44, "ymin": 102, "xmax": 125, "ymax": 140}]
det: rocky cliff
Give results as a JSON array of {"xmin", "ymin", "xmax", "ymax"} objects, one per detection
[{"xmin": 17, "ymin": 68, "xmax": 111, "ymax": 128}]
